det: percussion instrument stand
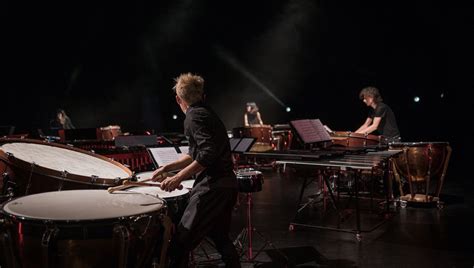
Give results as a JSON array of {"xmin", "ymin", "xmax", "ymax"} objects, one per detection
[
  {"xmin": 189, "ymin": 237, "xmax": 220, "ymax": 266},
  {"xmin": 233, "ymin": 192, "xmax": 288, "ymax": 265}
]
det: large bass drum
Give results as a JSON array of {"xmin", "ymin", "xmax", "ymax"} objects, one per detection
[
  {"xmin": 232, "ymin": 126, "xmax": 273, "ymax": 152},
  {"xmin": 0, "ymin": 190, "xmax": 170, "ymax": 268},
  {"xmin": 0, "ymin": 138, "xmax": 132, "ymax": 199}
]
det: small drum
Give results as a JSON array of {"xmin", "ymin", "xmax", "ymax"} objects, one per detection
[
  {"xmin": 272, "ymin": 129, "xmax": 293, "ymax": 151},
  {"xmin": 330, "ymin": 131, "xmax": 381, "ymax": 147},
  {"xmin": 0, "ymin": 190, "xmax": 168, "ymax": 268},
  {"xmin": 100, "ymin": 125, "xmax": 122, "ymax": 141},
  {"xmin": 232, "ymin": 125, "xmax": 273, "ymax": 152},
  {"xmin": 134, "ymin": 171, "xmax": 190, "ymax": 223},
  {"xmin": 389, "ymin": 142, "xmax": 452, "ymax": 203},
  {"xmin": 236, "ymin": 168, "xmax": 264, "ymax": 193},
  {"xmin": 0, "ymin": 138, "xmax": 132, "ymax": 197}
]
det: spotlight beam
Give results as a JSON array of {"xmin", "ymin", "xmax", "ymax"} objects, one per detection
[{"xmin": 216, "ymin": 46, "xmax": 287, "ymax": 108}]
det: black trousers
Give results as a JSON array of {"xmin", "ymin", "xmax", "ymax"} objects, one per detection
[{"xmin": 168, "ymin": 186, "xmax": 241, "ymax": 268}]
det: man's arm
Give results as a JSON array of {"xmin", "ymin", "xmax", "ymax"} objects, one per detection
[
  {"xmin": 355, "ymin": 117, "xmax": 372, "ymax": 133},
  {"xmin": 356, "ymin": 117, "xmax": 381, "ymax": 134},
  {"xmin": 160, "ymin": 160, "xmax": 206, "ymax": 191},
  {"xmin": 152, "ymin": 154, "xmax": 193, "ymax": 181}
]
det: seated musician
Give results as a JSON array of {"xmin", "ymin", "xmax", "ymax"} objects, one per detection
[
  {"xmin": 355, "ymin": 86, "xmax": 401, "ymax": 143},
  {"xmin": 152, "ymin": 73, "xmax": 241, "ymax": 268},
  {"xmin": 244, "ymin": 102, "xmax": 263, "ymax": 127}
]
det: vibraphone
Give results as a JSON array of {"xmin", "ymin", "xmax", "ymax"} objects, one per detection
[{"xmin": 237, "ymin": 148, "xmax": 401, "ymax": 241}]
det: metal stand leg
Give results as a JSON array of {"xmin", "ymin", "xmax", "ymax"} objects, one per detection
[{"xmin": 234, "ymin": 193, "xmax": 289, "ymax": 265}]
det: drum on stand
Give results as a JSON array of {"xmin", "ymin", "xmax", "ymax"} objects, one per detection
[
  {"xmin": 389, "ymin": 142, "xmax": 452, "ymax": 208},
  {"xmin": 99, "ymin": 125, "xmax": 122, "ymax": 141},
  {"xmin": 134, "ymin": 171, "xmax": 190, "ymax": 224},
  {"xmin": 232, "ymin": 125, "xmax": 273, "ymax": 152},
  {"xmin": 0, "ymin": 138, "xmax": 132, "ymax": 200},
  {"xmin": 272, "ymin": 129, "xmax": 293, "ymax": 151},
  {"xmin": 236, "ymin": 168, "xmax": 264, "ymax": 193},
  {"xmin": 0, "ymin": 190, "xmax": 169, "ymax": 268}
]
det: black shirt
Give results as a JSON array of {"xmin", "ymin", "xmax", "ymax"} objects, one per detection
[
  {"xmin": 368, "ymin": 102, "xmax": 400, "ymax": 139},
  {"xmin": 246, "ymin": 112, "xmax": 259, "ymax": 125},
  {"xmin": 184, "ymin": 101, "xmax": 237, "ymax": 188}
]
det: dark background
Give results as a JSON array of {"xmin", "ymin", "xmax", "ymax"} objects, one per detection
[{"xmin": 2, "ymin": 1, "xmax": 472, "ymax": 179}]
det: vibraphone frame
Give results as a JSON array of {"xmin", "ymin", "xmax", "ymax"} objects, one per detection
[{"xmin": 276, "ymin": 150, "xmax": 402, "ymax": 241}]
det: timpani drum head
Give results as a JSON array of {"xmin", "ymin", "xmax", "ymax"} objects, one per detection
[
  {"xmin": 1, "ymin": 189, "xmax": 164, "ymax": 221},
  {"xmin": 0, "ymin": 139, "xmax": 132, "ymax": 196},
  {"xmin": 0, "ymin": 142, "xmax": 130, "ymax": 179},
  {"xmin": 135, "ymin": 171, "xmax": 195, "ymax": 191},
  {"xmin": 181, "ymin": 180, "xmax": 196, "ymax": 190},
  {"xmin": 126, "ymin": 186, "xmax": 189, "ymax": 199}
]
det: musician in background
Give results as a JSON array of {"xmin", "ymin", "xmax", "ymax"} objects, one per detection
[
  {"xmin": 244, "ymin": 102, "xmax": 263, "ymax": 126},
  {"xmin": 50, "ymin": 108, "xmax": 75, "ymax": 130},
  {"xmin": 152, "ymin": 73, "xmax": 240, "ymax": 268},
  {"xmin": 355, "ymin": 86, "xmax": 400, "ymax": 143}
]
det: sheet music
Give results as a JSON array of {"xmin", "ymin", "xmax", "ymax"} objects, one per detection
[
  {"xmin": 323, "ymin": 125, "xmax": 334, "ymax": 134},
  {"xmin": 178, "ymin": 146, "xmax": 189, "ymax": 156},
  {"xmin": 148, "ymin": 147, "xmax": 181, "ymax": 167},
  {"xmin": 291, "ymin": 119, "xmax": 332, "ymax": 144}
]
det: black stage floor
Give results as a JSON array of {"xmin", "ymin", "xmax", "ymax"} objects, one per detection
[{"xmin": 192, "ymin": 166, "xmax": 474, "ymax": 268}]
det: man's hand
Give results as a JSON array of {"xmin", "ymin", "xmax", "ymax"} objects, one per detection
[
  {"xmin": 151, "ymin": 167, "xmax": 168, "ymax": 182},
  {"xmin": 160, "ymin": 175, "xmax": 183, "ymax": 192}
]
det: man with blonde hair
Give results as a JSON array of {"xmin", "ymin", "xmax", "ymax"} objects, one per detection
[{"xmin": 153, "ymin": 73, "xmax": 241, "ymax": 267}]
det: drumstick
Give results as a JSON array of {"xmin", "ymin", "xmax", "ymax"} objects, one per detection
[
  {"xmin": 107, "ymin": 172, "xmax": 182, "ymax": 193},
  {"xmin": 123, "ymin": 180, "xmax": 184, "ymax": 190},
  {"xmin": 107, "ymin": 178, "xmax": 153, "ymax": 193}
]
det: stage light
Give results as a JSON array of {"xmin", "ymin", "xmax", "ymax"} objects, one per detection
[
  {"xmin": 286, "ymin": 107, "xmax": 291, "ymax": 112},
  {"xmin": 172, "ymin": 114, "xmax": 178, "ymax": 120},
  {"xmin": 413, "ymin": 96, "xmax": 420, "ymax": 103},
  {"xmin": 440, "ymin": 93, "xmax": 444, "ymax": 98}
]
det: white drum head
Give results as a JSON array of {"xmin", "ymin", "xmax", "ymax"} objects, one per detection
[
  {"xmin": 237, "ymin": 169, "xmax": 262, "ymax": 177},
  {"xmin": 135, "ymin": 171, "xmax": 191, "ymax": 195},
  {"xmin": 136, "ymin": 171, "xmax": 155, "ymax": 181},
  {"xmin": 1, "ymin": 190, "xmax": 164, "ymax": 221},
  {"xmin": 0, "ymin": 142, "xmax": 130, "ymax": 179},
  {"xmin": 126, "ymin": 186, "xmax": 189, "ymax": 199},
  {"xmin": 181, "ymin": 180, "xmax": 195, "ymax": 189}
]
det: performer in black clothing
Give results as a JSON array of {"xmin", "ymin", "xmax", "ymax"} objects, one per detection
[
  {"xmin": 152, "ymin": 73, "xmax": 241, "ymax": 268},
  {"xmin": 355, "ymin": 86, "xmax": 401, "ymax": 143},
  {"xmin": 50, "ymin": 108, "xmax": 75, "ymax": 130},
  {"xmin": 244, "ymin": 102, "xmax": 263, "ymax": 126}
]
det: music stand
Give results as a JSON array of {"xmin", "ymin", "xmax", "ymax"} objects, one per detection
[
  {"xmin": 290, "ymin": 119, "xmax": 332, "ymax": 149},
  {"xmin": 147, "ymin": 147, "xmax": 181, "ymax": 169},
  {"xmin": 230, "ymin": 137, "xmax": 256, "ymax": 153}
]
